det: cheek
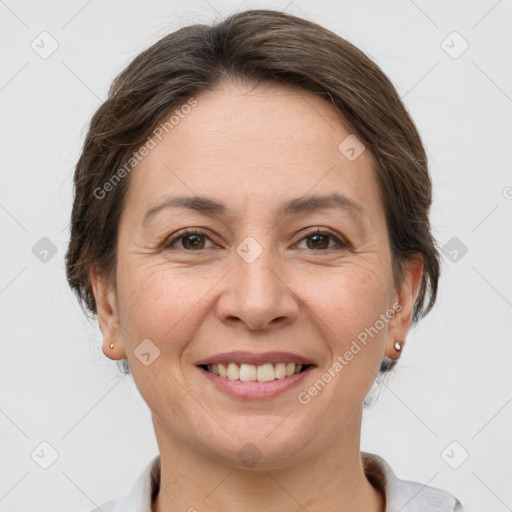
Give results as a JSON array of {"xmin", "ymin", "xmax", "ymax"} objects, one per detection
[
  {"xmin": 117, "ymin": 270, "xmax": 211, "ymax": 405},
  {"xmin": 309, "ymin": 262, "xmax": 390, "ymax": 338},
  {"xmin": 305, "ymin": 271, "xmax": 389, "ymax": 414},
  {"xmin": 118, "ymin": 265, "xmax": 214, "ymax": 351},
  {"xmin": 294, "ymin": 268, "xmax": 390, "ymax": 427}
]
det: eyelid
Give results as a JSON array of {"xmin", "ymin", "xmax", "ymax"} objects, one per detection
[
  {"xmin": 293, "ymin": 227, "xmax": 351, "ymax": 250},
  {"xmin": 162, "ymin": 226, "xmax": 351, "ymax": 252},
  {"xmin": 161, "ymin": 227, "xmax": 217, "ymax": 249}
]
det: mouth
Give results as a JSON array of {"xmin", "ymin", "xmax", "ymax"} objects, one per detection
[
  {"xmin": 198, "ymin": 362, "xmax": 312, "ymax": 382},
  {"xmin": 194, "ymin": 351, "xmax": 316, "ymax": 399}
]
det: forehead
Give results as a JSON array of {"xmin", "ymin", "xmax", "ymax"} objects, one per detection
[{"xmin": 123, "ymin": 81, "xmax": 383, "ymax": 223}]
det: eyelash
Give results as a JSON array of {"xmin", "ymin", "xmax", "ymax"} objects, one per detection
[{"xmin": 161, "ymin": 227, "xmax": 350, "ymax": 252}]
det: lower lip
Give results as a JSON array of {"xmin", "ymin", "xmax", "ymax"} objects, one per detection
[{"xmin": 198, "ymin": 365, "xmax": 315, "ymax": 399}]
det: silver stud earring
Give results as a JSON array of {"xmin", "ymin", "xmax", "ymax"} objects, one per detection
[
  {"xmin": 117, "ymin": 359, "xmax": 131, "ymax": 374},
  {"xmin": 393, "ymin": 340, "xmax": 402, "ymax": 351}
]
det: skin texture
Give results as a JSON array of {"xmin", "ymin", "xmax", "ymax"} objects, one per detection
[{"xmin": 90, "ymin": 80, "xmax": 423, "ymax": 512}]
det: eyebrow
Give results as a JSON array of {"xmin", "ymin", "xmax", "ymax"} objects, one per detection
[{"xmin": 142, "ymin": 192, "xmax": 366, "ymax": 226}]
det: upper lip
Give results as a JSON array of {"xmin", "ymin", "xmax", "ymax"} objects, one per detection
[{"xmin": 195, "ymin": 351, "xmax": 316, "ymax": 366}]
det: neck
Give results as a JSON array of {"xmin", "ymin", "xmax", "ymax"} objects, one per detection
[{"xmin": 151, "ymin": 407, "xmax": 385, "ymax": 512}]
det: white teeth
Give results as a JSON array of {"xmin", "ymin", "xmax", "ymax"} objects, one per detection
[
  {"xmin": 218, "ymin": 363, "xmax": 228, "ymax": 378},
  {"xmin": 274, "ymin": 362, "xmax": 287, "ymax": 379},
  {"xmin": 205, "ymin": 362, "xmax": 306, "ymax": 381},
  {"xmin": 239, "ymin": 363, "xmax": 257, "ymax": 382},
  {"xmin": 227, "ymin": 362, "xmax": 240, "ymax": 380},
  {"xmin": 257, "ymin": 363, "xmax": 275, "ymax": 382}
]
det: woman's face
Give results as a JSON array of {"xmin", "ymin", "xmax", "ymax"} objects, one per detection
[{"xmin": 92, "ymin": 81, "xmax": 421, "ymax": 468}]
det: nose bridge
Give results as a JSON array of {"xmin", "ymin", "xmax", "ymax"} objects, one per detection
[
  {"xmin": 238, "ymin": 243, "xmax": 280, "ymax": 299},
  {"xmin": 217, "ymin": 234, "xmax": 298, "ymax": 329}
]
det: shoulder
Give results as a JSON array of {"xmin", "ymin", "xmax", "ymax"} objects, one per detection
[
  {"xmin": 85, "ymin": 454, "xmax": 161, "ymax": 512},
  {"xmin": 86, "ymin": 497, "xmax": 120, "ymax": 512},
  {"xmin": 361, "ymin": 451, "xmax": 464, "ymax": 512}
]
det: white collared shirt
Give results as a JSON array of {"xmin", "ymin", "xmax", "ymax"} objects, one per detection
[{"xmin": 88, "ymin": 451, "xmax": 463, "ymax": 512}]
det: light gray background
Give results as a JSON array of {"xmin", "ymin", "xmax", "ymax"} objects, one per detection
[{"xmin": 1, "ymin": 1, "xmax": 511, "ymax": 511}]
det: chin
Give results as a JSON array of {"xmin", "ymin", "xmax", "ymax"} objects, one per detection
[{"xmin": 197, "ymin": 416, "xmax": 318, "ymax": 470}]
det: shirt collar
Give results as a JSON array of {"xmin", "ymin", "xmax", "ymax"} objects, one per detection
[
  {"xmin": 361, "ymin": 451, "xmax": 462, "ymax": 511},
  {"xmin": 112, "ymin": 451, "xmax": 461, "ymax": 512}
]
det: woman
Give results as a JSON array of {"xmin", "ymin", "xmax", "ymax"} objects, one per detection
[{"xmin": 65, "ymin": 9, "xmax": 464, "ymax": 512}]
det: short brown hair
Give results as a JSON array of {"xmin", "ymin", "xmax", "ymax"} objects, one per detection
[{"xmin": 65, "ymin": 9, "xmax": 441, "ymax": 373}]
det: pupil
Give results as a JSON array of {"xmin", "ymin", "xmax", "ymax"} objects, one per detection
[
  {"xmin": 309, "ymin": 234, "xmax": 327, "ymax": 249},
  {"xmin": 184, "ymin": 234, "xmax": 203, "ymax": 249}
]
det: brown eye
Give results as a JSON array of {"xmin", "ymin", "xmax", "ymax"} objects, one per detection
[
  {"xmin": 297, "ymin": 229, "xmax": 349, "ymax": 251},
  {"xmin": 181, "ymin": 233, "xmax": 206, "ymax": 250},
  {"xmin": 162, "ymin": 229, "xmax": 214, "ymax": 251},
  {"xmin": 305, "ymin": 233, "xmax": 330, "ymax": 250}
]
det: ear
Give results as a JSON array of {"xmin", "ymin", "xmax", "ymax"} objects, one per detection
[
  {"xmin": 89, "ymin": 266, "xmax": 126, "ymax": 360},
  {"xmin": 385, "ymin": 254, "xmax": 424, "ymax": 359}
]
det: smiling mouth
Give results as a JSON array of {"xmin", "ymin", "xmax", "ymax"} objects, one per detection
[{"xmin": 198, "ymin": 362, "xmax": 311, "ymax": 382}]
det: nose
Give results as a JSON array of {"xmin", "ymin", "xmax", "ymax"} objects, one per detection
[{"xmin": 216, "ymin": 248, "xmax": 300, "ymax": 331}]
